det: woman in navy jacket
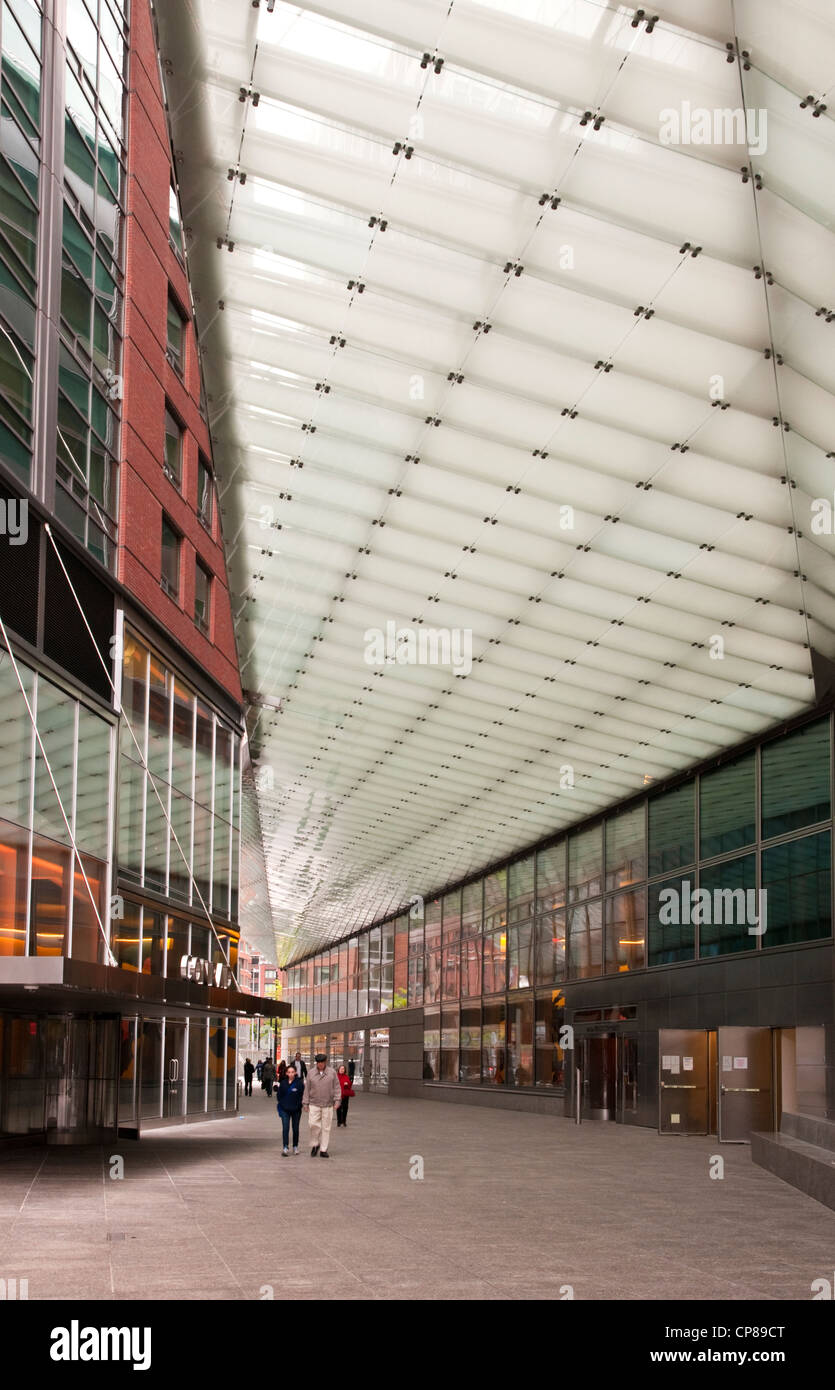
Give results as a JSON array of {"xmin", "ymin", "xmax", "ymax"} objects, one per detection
[{"xmin": 277, "ymin": 1065, "xmax": 304, "ymax": 1155}]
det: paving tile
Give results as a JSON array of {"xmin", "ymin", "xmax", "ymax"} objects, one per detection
[{"xmin": 4, "ymin": 1095, "xmax": 835, "ymax": 1302}]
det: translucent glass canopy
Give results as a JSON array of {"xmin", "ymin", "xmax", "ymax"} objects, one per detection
[{"xmin": 155, "ymin": 0, "xmax": 835, "ymax": 962}]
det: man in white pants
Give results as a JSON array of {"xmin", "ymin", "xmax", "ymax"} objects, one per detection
[{"xmin": 303, "ymin": 1053, "xmax": 341, "ymax": 1158}]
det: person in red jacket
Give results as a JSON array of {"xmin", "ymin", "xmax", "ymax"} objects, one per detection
[{"xmin": 336, "ymin": 1063, "xmax": 354, "ymax": 1128}]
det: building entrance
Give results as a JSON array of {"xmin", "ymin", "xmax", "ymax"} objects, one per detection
[
  {"xmin": 578, "ymin": 1034, "xmax": 617, "ymax": 1120},
  {"xmin": 575, "ymin": 1029, "xmax": 640, "ymax": 1122},
  {"xmin": 717, "ymin": 1027, "xmax": 773, "ymax": 1142},
  {"xmin": 658, "ymin": 1027, "xmax": 774, "ymax": 1141},
  {"xmin": 658, "ymin": 1029, "xmax": 710, "ymax": 1135}
]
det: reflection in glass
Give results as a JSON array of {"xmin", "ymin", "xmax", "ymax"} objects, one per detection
[
  {"xmin": 422, "ymin": 1011, "xmax": 439, "ymax": 1080},
  {"xmin": 534, "ymin": 912, "xmax": 565, "ymax": 984},
  {"xmin": 508, "ymin": 922, "xmax": 532, "ymax": 988},
  {"xmin": 33, "ymin": 679, "xmax": 75, "ymax": 844},
  {"xmin": 699, "ymin": 752, "xmax": 755, "ymax": 860},
  {"xmin": 207, "ymin": 1017, "xmax": 226, "ymax": 1111},
  {"xmin": 605, "ymin": 889, "xmax": 646, "ymax": 974},
  {"xmin": 535, "ymin": 993, "xmax": 566, "ymax": 1088},
  {"xmin": 482, "ymin": 928, "xmax": 506, "ymax": 993},
  {"xmin": 71, "ymin": 852, "xmax": 106, "ymax": 962},
  {"xmin": 698, "ymin": 855, "xmax": 756, "ymax": 958},
  {"xmin": 568, "ymin": 823, "xmax": 602, "ymax": 902},
  {"xmin": 30, "ymin": 834, "xmax": 71, "ymax": 955},
  {"xmin": 460, "ymin": 1004, "xmax": 481, "ymax": 1082},
  {"xmin": 761, "ymin": 719, "xmax": 830, "ymax": 840},
  {"xmin": 605, "ymin": 803, "xmax": 646, "ymax": 891},
  {"xmin": 648, "ymin": 875, "xmax": 695, "ymax": 965},
  {"xmin": 0, "ymin": 819, "xmax": 28, "ymax": 956},
  {"xmin": 140, "ymin": 1018, "xmax": 162, "ymax": 1118},
  {"xmin": 483, "ymin": 869, "xmax": 507, "ymax": 931},
  {"xmin": 648, "ymin": 782, "xmax": 694, "ymax": 877},
  {"xmin": 440, "ymin": 1006, "xmax": 459, "ymax": 1081},
  {"xmin": 481, "ymin": 1001, "xmax": 506, "ymax": 1085},
  {"xmin": 0, "ymin": 655, "xmax": 34, "ymax": 826},
  {"xmin": 507, "ymin": 997, "xmax": 533, "ymax": 1087},
  {"xmin": 508, "ymin": 855, "xmax": 534, "ymax": 922},
  {"xmin": 761, "ymin": 832, "xmax": 831, "ymax": 948},
  {"xmin": 567, "ymin": 899, "xmax": 602, "ymax": 978}
]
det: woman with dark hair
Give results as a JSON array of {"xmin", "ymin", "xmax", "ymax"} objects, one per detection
[
  {"xmin": 277, "ymin": 1058, "xmax": 288, "ymax": 1085},
  {"xmin": 276, "ymin": 1065, "xmax": 304, "ymax": 1155},
  {"xmin": 336, "ymin": 1063, "xmax": 354, "ymax": 1128}
]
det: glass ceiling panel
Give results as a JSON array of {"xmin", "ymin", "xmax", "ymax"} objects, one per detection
[{"xmin": 152, "ymin": 0, "xmax": 835, "ymax": 958}]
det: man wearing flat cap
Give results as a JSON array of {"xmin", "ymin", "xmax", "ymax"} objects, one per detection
[{"xmin": 303, "ymin": 1053, "xmax": 342, "ymax": 1157}]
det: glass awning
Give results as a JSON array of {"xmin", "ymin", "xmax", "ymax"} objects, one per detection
[{"xmin": 154, "ymin": 0, "xmax": 835, "ymax": 961}]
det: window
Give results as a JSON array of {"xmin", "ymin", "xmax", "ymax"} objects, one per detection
[
  {"xmin": 699, "ymin": 752, "xmax": 755, "ymax": 860},
  {"xmin": 194, "ymin": 559, "xmax": 211, "ymax": 634},
  {"xmin": 197, "ymin": 455, "xmax": 213, "ymax": 530},
  {"xmin": 698, "ymin": 854, "xmax": 757, "ymax": 958},
  {"xmin": 605, "ymin": 804, "xmax": 646, "ymax": 891},
  {"xmin": 163, "ymin": 406, "xmax": 182, "ymax": 485},
  {"xmin": 761, "ymin": 719, "xmax": 830, "ymax": 840},
  {"xmin": 166, "ymin": 293, "xmax": 185, "ymax": 374},
  {"xmin": 568, "ymin": 823, "xmax": 603, "ymax": 902},
  {"xmin": 169, "ymin": 182, "xmax": 184, "ymax": 258},
  {"xmin": 761, "ymin": 831, "xmax": 831, "ymax": 948},
  {"xmin": 648, "ymin": 782, "xmax": 695, "ymax": 877},
  {"xmin": 160, "ymin": 514, "xmax": 180, "ymax": 598}
]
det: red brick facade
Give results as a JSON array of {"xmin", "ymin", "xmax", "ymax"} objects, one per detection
[{"xmin": 118, "ymin": 0, "xmax": 242, "ymax": 703}]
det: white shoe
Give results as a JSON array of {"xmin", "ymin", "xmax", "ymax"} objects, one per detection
[
  {"xmin": 282, "ymin": 1147, "xmax": 289, "ymax": 1156},
  {"xmin": 293, "ymin": 1147, "xmax": 299, "ymax": 1154}
]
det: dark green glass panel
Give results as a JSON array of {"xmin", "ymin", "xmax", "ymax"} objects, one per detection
[
  {"xmin": 62, "ymin": 204, "xmax": 92, "ymax": 279},
  {"xmin": 648, "ymin": 781, "xmax": 694, "ymax": 877},
  {"xmin": 698, "ymin": 854, "xmax": 757, "ymax": 958},
  {"xmin": 761, "ymin": 719, "xmax": 830, "ymax": 839},
  {"xmin": 699, "ymin": 751, "xmax": 756, "ymax": 860},
  {"xmin": 762, "ymin": 832, "xmax": 831, "ymax": 948},
  {"xmin": 0, "ymin": 415, "xmax": 30, "ymax": 479},
  {"xmin": 60, "ymin": 259, "xmax": 92, "ymax": 347},
  {"xmin": 648, "ymin": 874, "xmax": 695, "ymax": 965}
]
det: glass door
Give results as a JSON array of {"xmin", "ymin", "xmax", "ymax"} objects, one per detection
[
  {"xmin": 369, "ymin": 1028, "xmax": 389, "ymax": 1091},
  {"xmin": 578, "ymin": 1034, "xmax": 617, "ymax": 1119},
  {"xmin": 164, "ymin": 1019, "xmax": 186, "ymax": 1118},
  {"xmin": 617, "ymin": 1034, "xmax": 638, "ymax": 1123},
  {"xmin": 658, "ymin": 1029, "xmax": 709, "ymax": 1134},
  {"xmin": 718, "ymin": 1027, "xmax": 773, "ymax": 1142}
]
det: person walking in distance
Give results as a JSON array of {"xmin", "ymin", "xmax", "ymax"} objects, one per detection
[
  {"xmin": 243, "ymin": 1058, "xmax": 255, "ymax": 1096},
  {"xmin": 261, "ymin": 1056, "xmax": 276, "ymax": 1097},
  {"xmin": 303, "ymin": 1053, "xmax": 341, "ymax": 1157},
  {"xmin": 277, "ymin": 1058, "xmax": 287, "ymax": 1086},
  {"xmin": 336, "ymin": 1063, "xmax": 354, "ymax": 1128},
  {"xmin": 277, "ymin": 1064, "xmax": 304, "ymax": 1156},
  {"xmin": 293, "ymin": 1051, "xmax": 308, "ymax": 1081}
]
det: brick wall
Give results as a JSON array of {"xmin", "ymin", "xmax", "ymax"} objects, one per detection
[{"xmin": 118, "ymin": 0, "xmax": 242, "ymax": 703}]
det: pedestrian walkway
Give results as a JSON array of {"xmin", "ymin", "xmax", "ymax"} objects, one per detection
[{"xmin": 1, "ymin": 1094, "xmax": 833, "ymax": 1300}]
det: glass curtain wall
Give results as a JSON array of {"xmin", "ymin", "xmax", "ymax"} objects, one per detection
[
  {"xmin": 287, "ymin": 714, "xmax": 834, "ymax": 1089},
  {"xmin": 58, "ymin": 0, "xmax": 129, "ymax": 565},
  {"xmin": 0, "ymin": 649, "xmax": 112, "ymax": 961},
  {"xmin": 118, "ymin": 627, "xmax": 241, "ymax": 924},
  {"xmin": 0, "ymin": 0, "xmax": 43, "ymax": 485}
]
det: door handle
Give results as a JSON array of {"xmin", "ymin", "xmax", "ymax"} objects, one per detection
[
  {"xmin": 661, "ymin": 1083, "xmax": 698, "ymax": 1090},
  {"xmin": 720, "ymin": 1086, "xmax": 761, "ymax": 1094}
]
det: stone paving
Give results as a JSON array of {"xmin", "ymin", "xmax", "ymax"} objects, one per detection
[{"xmin": 1, "ymin": 1092, "xmax": 834, "ymax": 1300}]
